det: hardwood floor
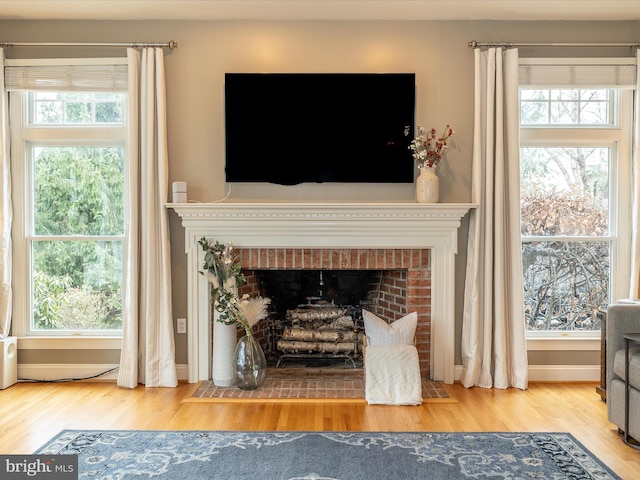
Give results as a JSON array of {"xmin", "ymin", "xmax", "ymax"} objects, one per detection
[{"xmin": 1, "ymin": 381, "xmax": 638, "ymax": 479}]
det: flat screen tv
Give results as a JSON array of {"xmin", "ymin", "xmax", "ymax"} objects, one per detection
[{"xmin": 224, "ymin": 73, "xmax": 416, "ymax": 185}]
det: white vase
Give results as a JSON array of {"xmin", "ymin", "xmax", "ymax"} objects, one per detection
[
  {"xmin": 212, "ymin": 316, "xmax": 237, "ymax": 386},
  {"xmin": 212, "ymin": 278, "xmax": 238, "ymax": 386},
  {"xmin": 416, "ymin": 165, "xmax": 439, "ymax": 203}
]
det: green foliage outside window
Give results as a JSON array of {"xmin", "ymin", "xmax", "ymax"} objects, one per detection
[
  {"xmin": 32, "ymin": 145, "xmax": 124, "ymax": 331},
  {"xmin": 32, "ymin": 92, "xmax": 123, "ymax": 125}
]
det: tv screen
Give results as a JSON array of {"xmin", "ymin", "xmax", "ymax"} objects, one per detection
[{"xmin": 224, "ymin": 73, "xmax": 416, "ymax": 185}]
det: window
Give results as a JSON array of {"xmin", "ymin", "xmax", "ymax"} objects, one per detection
[
  {"xmin": 9, "ymin": 60, "xmax": 128, "ymax": 337},
  {"xmin": 519, "ymin": 65, "xmax": 633, "ymax": 337}
]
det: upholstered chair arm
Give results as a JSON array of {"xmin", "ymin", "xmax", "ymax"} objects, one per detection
[{"xmin": 606, "ymin": 304, "xmax": 640, "ymax": 387}]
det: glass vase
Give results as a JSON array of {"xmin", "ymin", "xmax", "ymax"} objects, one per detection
[{"xmin": 233, "ymin": 332, "xmax": 267, "ymax": 390}]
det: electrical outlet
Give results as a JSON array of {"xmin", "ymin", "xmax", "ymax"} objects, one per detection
[{"xmin": 177, "ymin": 318, "xmax": 187, "ymax": 334}]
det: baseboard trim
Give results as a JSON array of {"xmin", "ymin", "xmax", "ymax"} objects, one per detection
[
  {"xmin": 453, "ymin": 364, "xmax": 599, "ymax": 383},
  {"xmin": 18, "ymin": 363, "xmax": 597, "ymax": 384},
  {"xmin": 18, "ymin": 364, "xmax": 190, "ymax": 383}
]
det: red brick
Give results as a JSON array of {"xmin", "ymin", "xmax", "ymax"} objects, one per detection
[
  {"xmin": 322, "ymin": 250, "xmax": 333, "ymax": 269},
  {"xmin": 303, "ymin": 249, "xmax": 312, "ymax": 268},
  {"xmin": 275, "ymin": 249, "xmax": 284, "ymax": 268},
  {"xmin": 250, "ymin": 249, "xmax": 260, "ymax": 268},
  {"xmin": 385, "ymin": 249, "xmax": 394, "ymax": 267},
  {"xmin": 340, "ymin": 249, "xmax": 350, "ymax": 268},
  {"xmin": 357, "ymin": 249, "xmax": 367, "ymax": 268},
  {"xmin": 259, "ymin": 249, "xmax": 268, "ymax": 268},
  {"xmin": 351, "ymin": 249, "xmax": 360, "ymax": 267},
  {"xmin": 285, "ymin": 249, "xmax": 294, "ymax": 268}
]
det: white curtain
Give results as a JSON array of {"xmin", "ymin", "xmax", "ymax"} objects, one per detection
[
  {"xmin": 630, "ymin": 49, "xmax": 640, "ymax": 298},
  {"xmin": 118, "ymin": 48, "xmax": 177, "ymax": 388},
  {"xmin": 0, "ymin": 48, "xmax": 11, "ymax": 339},
  {"xmin": 461, "ymin": 47, "xmax": 528, "ymax": 390}
]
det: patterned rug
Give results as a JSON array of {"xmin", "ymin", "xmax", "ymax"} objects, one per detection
[{"xmin": 36, "ymin": 430, "xmax": 621, "ymax": 479}]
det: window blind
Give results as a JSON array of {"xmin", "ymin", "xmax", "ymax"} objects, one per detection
[
  {"xmin": 4, "ymin": 58, "xmax": 127, "ymax": 92},
  {"xmin": 519, "ymin": 58, "xmax": 637, "ymax": 89}
]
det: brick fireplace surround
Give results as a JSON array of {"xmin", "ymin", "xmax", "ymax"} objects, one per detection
[
  {"xmin": 170, "ymin": 202, "xmax": 474, "ymax": 385},
  {"xmin": 239, "ymin": 247, "xmax": 431, "ymax": 377}
]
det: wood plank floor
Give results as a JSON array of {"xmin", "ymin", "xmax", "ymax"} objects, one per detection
[{"xmin": 0, "ymin": 381, "xmax": 638, "ymax": 479}]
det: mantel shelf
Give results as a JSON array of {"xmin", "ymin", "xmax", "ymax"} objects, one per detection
[
  {"xmin": 167, "ymin": 203, "xmax": 475, "ymax": 247},
  {"xmin": 168, "ymin": 202, "xmax": 475, "ymax": 214}
]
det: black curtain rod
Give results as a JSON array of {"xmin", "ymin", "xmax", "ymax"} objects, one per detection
[
  {"xmin": 469, "ymin": 40, "xmax": 640, "ymax": 49},
  {"xmin": 0, "ymin": 41, "xmax": 177, "ymax": 50}
]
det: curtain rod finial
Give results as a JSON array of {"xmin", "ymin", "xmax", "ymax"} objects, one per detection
[
  {"xmin": 468, "ymin": 40, "xmax": 478, "ymax": 49},
  {"xmin": 169, "ymin": 40, "xmax": 178, "ymax": 50}
]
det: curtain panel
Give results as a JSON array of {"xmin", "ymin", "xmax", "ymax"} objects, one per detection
[
  {"xmin": 461, "ymin": 47, "xmax": 529, "ymax": 390},
  {"xmin": 630, "ymin": 50, "xmax": 640, "ymax": 298},
  {"xmin": 117, "ymin": 48, "xmax": 177, "ymax": 388},
  {"xmin": 0, "ymin": 48, "xmax": 11, "ymax": 338}
]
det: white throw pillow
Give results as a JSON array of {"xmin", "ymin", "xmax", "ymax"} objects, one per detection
[{"xmin": 363, "ymin": 310, "xmax": 417, "ymax": 346}]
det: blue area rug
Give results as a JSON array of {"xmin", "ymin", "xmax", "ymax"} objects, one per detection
[{"xmin": 36, "ymin": 430, "xmax": 621, "ymax": 479}]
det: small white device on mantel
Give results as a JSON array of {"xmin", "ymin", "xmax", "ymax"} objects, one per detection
[{"xmin": 172, "ymin": 181, "xmax": 187, "ymax": 203}]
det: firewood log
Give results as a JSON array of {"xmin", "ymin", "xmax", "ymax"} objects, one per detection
[
  {"xmin": 276, "ymin": 340, "xmax": 355, "ymax": 353},
  {"xmin": 281, "ymin": 327, "xmax": 357, "ymax": 343},
  {"xmin": 287, "ymin": 307, "xmax": 347, "ymax": 321},
  {"xmin": 290, "ymin": 316, "xmax": 355, "ymax": 330}
]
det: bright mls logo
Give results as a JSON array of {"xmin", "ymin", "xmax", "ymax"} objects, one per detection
[{"xmin": 0, "ymin": 455, "xmax": 78, "ymax": 479}]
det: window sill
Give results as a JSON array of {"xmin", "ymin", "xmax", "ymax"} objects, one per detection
[{"xmin": 17, "ymin": 336, "xmax": 122, "ymax": 350}]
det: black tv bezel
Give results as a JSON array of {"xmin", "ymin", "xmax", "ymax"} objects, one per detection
[{"xmin": 224, "ymin": 72, "xmax": 416, "ymax": 185}]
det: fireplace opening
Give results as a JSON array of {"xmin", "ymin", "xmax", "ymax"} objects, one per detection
[
  {"xmin": 257, "ymin": 269, "xmax": 380, "ymax": 311},
  {"xmin": 239, "ymin": 269, "xmax": 406, "ymax": 368}
]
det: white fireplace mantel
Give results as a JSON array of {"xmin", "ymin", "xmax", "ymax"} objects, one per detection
[{"xmin": 169, "ymin": 202, "xmax": 475, "ymax": 384}]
